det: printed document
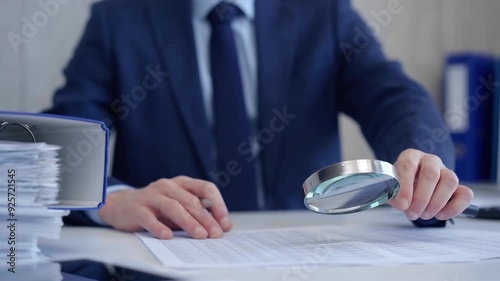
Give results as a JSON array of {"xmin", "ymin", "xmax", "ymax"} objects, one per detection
[{"xmin": 136, "ymin": 225, "xmax": 500, "ymax": 268}]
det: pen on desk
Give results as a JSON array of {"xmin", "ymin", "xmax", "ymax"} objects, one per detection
[
  {"xmin": 449, "ymin": 204, "xmax": 479, "ymax": 224},
  {"xmin": 462, "ymin": 204, "xmax": 479, "ymax": 217},
  {"xmin": 201, "ymin": 198, "xmax": 213, "ymax": 209}
]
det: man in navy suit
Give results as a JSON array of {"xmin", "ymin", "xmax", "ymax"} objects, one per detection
[{"xmin": 47, "ymin": 0, "xmax": 473, "ymax": 239}]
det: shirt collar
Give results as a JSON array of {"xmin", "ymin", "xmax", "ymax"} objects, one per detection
[{"xmin": 192, "ymin": 0, "xmax": 255, "ymax": 20}]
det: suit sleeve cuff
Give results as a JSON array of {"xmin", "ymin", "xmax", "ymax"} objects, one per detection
[
  {"xmin": 85, "ymin": 184, "xmax": 134, "ymax": 225},
  {"xmin": 412, "ymin": 217, "xmax": 446, "ymax": 228}
]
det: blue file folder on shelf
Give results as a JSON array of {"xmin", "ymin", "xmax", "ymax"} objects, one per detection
[
  {"xmin": 444, "ymin": 54, "xmax": 496, "ymax": 182},
  {"xmin": 491, "ymin": 60, "xmax": 500, "ymax": 183},
  {"xmin": 0, "ymin": 111, "xmax": 108, "ymax": 209}
]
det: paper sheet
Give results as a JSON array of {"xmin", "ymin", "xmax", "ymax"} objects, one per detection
[
  {"xmin": 0, "ymin": 140, "xmax": 67, "ymax": 264},
  {"xmin": 136, "ymin": 225, "xmax": 500, "ymax": 269}
]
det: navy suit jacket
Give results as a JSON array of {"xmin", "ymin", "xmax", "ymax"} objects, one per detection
[{"xmin": 46, "ymin": 0, "xmax": 454, "ymax": 226}]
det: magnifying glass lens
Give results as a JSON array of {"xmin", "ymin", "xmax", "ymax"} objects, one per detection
[
  {"xmin": 304, "ymin": 165, "xmax": 399, "ymax": 214},
  {"xmin": 304, "ymin": 159, "xmax": 479, "ymax": 218}
]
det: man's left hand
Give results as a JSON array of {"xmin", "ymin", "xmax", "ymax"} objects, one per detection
[{"xmin": 388, "ymin": 149, "xmax": 474, "ymax": 221}]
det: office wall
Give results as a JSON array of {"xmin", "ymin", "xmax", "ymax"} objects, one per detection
[
  {"xmin": 0, "ymin": 0, "xmax": 96, "ymax": 112},
  {"xmin": 1, "ymin": 0, "xmax": 499, "ymax": 161},
  {"xmin": 342, "ymin": 0, "xmax": 500, "ymax": 160}
]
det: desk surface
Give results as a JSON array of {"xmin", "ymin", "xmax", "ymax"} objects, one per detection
[{"xmin": 40, "ymin": 206, "xmax": 500, "ymax": 281}]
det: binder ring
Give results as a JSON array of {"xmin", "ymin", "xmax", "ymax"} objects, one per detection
[{"xmin": 0, "ymin": 122, "xmax": 36, "ymax": 143}]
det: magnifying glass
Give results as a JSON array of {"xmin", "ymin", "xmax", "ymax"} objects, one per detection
[{"xmin": 303, "ymin": 159, "xmax": 479, "ymax": 217}]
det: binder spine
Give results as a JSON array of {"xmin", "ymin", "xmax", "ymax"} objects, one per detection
[{"xmin": 444, "ymin": 54, "xmax": 496, "ymax": 183}]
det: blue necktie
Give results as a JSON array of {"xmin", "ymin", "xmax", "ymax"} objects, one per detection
[{"xmin": 207, "ymin": 2, "xmax": 258, "ymax": 211}]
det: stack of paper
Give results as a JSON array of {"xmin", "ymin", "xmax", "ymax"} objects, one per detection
[{"xmin": 0, "ymin": 141, "xmax": 68, "ymax": 275}]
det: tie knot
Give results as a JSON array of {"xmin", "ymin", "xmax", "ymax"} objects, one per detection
[{"xmin": 207, "ymin": 2, "xmax": 243, "ymax": 25}]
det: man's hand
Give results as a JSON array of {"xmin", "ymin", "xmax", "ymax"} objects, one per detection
[
  {"xmin": 388, "ymin": 149, "xmax": 474, "ymax": 221},
  {"xmin": 98, "ymin": 176, "xmax": 232, "ymax": 239}
]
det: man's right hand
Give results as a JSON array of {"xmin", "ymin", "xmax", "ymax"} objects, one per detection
[{"xmin": 97, "ymin": 176, "xmax": 232, "ymax": 239}]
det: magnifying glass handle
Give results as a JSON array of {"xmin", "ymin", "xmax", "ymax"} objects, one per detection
[{"xmin": 462, "ymin": 204, "xmax": 480, "ymax": 217}]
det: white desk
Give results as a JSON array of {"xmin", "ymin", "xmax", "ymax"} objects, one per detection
[{"xmin": 40, "ymin": 207, "xmax": 500, "ymax": 281}]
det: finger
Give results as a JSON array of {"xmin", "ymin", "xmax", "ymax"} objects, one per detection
[
  {"xmin": 136, "ymin": 206, "xmax": 173, "ymax": 239},
  {"xmin": 150, "ymin": 195, "xmax": 208, "ymax": 239},
  {"xmin": 435, "ymin": 185, "xmax": 474, "ymax": 220},
  {"xmin": 406, "ymin": 154, "xmax": 443, "ymax": 220},
  {"xmin": 161, "ymin": 180, "xmax": 223, "ymax": 238},
  {"xmin": 420, "ymin": 169, "xmax": 459, "ymax": 220},
  {"xmin": 173, "ymin": 176, "xmax": 232, "ymax": 232},
  {"xmin": 391, "ymin": 149, "xmax": 422, "ymax": 211}
]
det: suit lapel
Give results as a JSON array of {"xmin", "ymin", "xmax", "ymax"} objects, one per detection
[
  {"xmin": 145, "ymin": 0, "xmax": 217, "ymax": 178},
  {"xmin": 255, "ymin": 0, "xmax": 302, "ymax": 194}
]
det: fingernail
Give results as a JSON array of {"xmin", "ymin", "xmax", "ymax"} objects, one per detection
[
  {"xmin": 435, "ymin": 213, "xmax": 446, "ymax": 220},
  {"xmin": 161, "ymin": 230, "xmax": 171, "ymax": 239},
  {"xmin": 210, "ymin": 226, "xmax": 223, "ymax": 238},
  {"xmin": 220, "ymin": 217, "xmax": 231, "ymax": 229},
  {"xmin": 421, "ymin": 212, "xmax": 431, "ymax": 220},
  {"xmin": 194, "ymin": 227, "xmax": 207, "ymax": 238},
  {"xmin": 407, "ymin": 211, "xmax": 419, "ymax": 221}
]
